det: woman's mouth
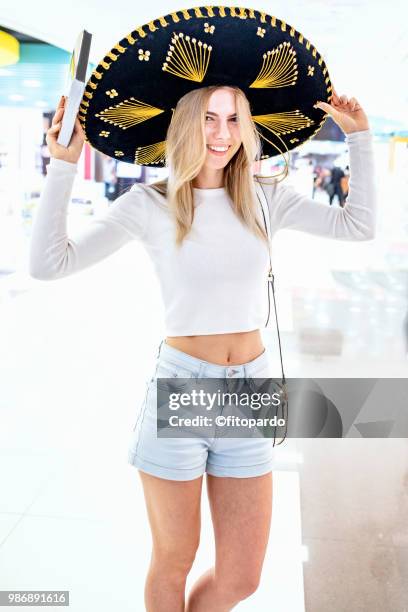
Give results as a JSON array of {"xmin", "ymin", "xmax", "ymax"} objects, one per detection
[{"xmin": 207, "ymin": 145, "xmax": 231, "ymax": 156}]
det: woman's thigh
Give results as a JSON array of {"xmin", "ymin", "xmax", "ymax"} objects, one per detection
[
  {"xmin": 138, "ymin": 471, "xmax": 204, "ymax": 568},
  {"xmin": 206, "ymin": 472, "xmax": 272, "ymax": 586}
]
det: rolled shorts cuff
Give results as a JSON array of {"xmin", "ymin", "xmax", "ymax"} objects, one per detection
[
  {"xmin": 206, "ymin": 458, "xmax": 274, "ymax": 478},
  {"xmin": 128, "ymin": 451, "xmax": 207, "ymax": 481}
]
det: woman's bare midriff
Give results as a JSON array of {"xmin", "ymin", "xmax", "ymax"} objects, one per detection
[{"xmin": 165, "ymin": 329, "xmax": 265, "ymax": 366}]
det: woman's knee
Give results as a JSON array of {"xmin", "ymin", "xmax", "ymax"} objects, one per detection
[
  {"xmin": 218, "ymin": 571, "xmax": 261, "ymax": 601},
  {"xmin": 152, "ymin": 539, "xmax": 200, "ymax": 577}
]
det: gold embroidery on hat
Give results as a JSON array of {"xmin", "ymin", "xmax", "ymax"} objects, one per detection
[
  {"xmin": 159, "ymin": 16, "xmax": 169, "ymax": 26},
  {"xmin": 107, "ymin": 52, "xmax": 119, "ymax": 62},
  {"xmin": 138, "ymin": 49, "xmax": 151, "ymax": 61},
  {"xmin": 271, "ymin": 16, "xmax": 276, "ymax": 27},
  {"xmin": 290, "ymin": 27, "xmax": 295, "ymax": 36},
  {"xmin": 114, "ymin": 43, "xmax": 126, "ymax": 54},
  {"xmin": 84, "ymin": 91, "xmax": 93, "ymax": 100},
  {"xmin": 106, "ymin": 89, "xmax": 118, "ymax": 98},
  {"xmin": 126, "ymin": 34, "xmax": 136, "ymax": 45},
  {"xmin": 205, "ymin": 6, "xmax": 215, "ymax": 17},
  {"xmin": 249, "ymin": 8, "xmax": 255, "ymax": 18},
  {"xmin": 170, "ymin": 12, "xmax": 180, "ymax": 23},
  {"xmin": 219, "ymin": 7, "xmax": 226, "ymax": 17},
  {"xmin": 95, "ymin": 98, "xmax": 164, "ymax": 130},
  {"xmin": 88, "ymin": 80, "xmax": 98, "ymax": 90},
  {"xmin": 250, "ymin": 42, "xmax": 298, "ymax": 88},
  {"xmin": 92, "ymin": 70, "xmax": 103, "ymax": 80},
  {"xmin": 162, "ymin": 32, "xmax": 212, "ymax": 83},
  {"xmin": 307, "ymin": 65, "xmax": 315, "ymax": 76},
  {"xmin": 281, "ymin": 20, "xmax": 286, "ymax": 31},
  {"xmin": 290, "ymin": 138, "xmax": 299, "ymax": 144},
  {"xmin": 257, "ymin": 27, "xmax": 266, "ymax": 37},
  {"xmin": 204, "ymin": 22, "xmax": 215, "ymax": 34},
  {"xmin": 239, "ymin": 8, "xmax": 248, "ymax": 18},
  {"xmin": 78, "ymin": 114, "xmax": 86, "ymax": 122},
  {"xmin": 115, "ymin": 150, "xmax": 124, "ymax": 157},
  {"xmin": 299, "ymin": 34, "xmax": 304, "ymax": 44},
  {"xmin": 193, "ymin": 8, "xmax": 204, "ymax": 17},
  {"xmin": 99, "ymin": 130, "xmax": 110, "ymax": 137},
  {"xmin": 252, "ymin": 110, "xmax": 314, "ymax": 135},
  {"xmin": 136, "ymin": 27, "xmax": 146, "ymax": 38},
  {"xmin": 135, "ymin": 141, "xmax": 166, "ymax": 165},
  {"xmin": 100, "ymin": 61, "xmax": 111, "ymax": 70},
  {"xmin": 147, "ymin": 20, "xmax": 158, "ymax": 32}
]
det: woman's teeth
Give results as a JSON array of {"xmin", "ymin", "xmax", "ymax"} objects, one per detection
[{"xmin": 207, "ymin": 145, "xmax": 230, "ymax": 153}]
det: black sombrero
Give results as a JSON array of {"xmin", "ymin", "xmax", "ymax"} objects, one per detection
[{"xmin": 79, "ymin": 5, "xmax": 333, "ymax": 167}]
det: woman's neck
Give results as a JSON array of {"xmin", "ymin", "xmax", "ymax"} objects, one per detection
[{"xmin": 192, "ymin": 167, "xmax": 225, "ymax": 189}]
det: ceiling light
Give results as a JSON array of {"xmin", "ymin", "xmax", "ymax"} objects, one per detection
[{"xmin": 0, "ymin": 30, "xmax": 19, "ymax": 66}]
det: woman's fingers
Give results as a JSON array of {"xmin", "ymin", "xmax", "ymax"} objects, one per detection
[
  {"xmin": 49, "ymin": 122, "xmax": 61, "ymax": 134},
  {"xmin": 331, "ymin": 86, "xmax": 341, "ymax": 104},
  {"xmin": 52, "ymin": 108, "xmax": 64, "ymax": 125}
]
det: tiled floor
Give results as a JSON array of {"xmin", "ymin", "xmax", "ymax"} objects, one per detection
[{"xmin": 0, "ymin": 449, "xmax": 304, "ymax": 611}]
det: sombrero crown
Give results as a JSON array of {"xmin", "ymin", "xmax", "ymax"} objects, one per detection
[{"xmin": 79, "ymin": 5, "xmax": 332, "ymax": 166}]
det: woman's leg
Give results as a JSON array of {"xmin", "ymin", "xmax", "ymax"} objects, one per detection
[
  {"xmin": 138, "ymin": 470, "xmax": 203, "ymax": 612},
  {"xmin": 186, "ymin": 472, "xmax": 272, "ymax": 611}
]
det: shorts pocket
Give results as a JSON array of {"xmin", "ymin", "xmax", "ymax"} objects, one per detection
[{"xmin": 155, "ymin": 360, "xmax": 198, "ymax": 391}]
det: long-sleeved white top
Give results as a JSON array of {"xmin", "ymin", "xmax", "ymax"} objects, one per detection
[{"xmin": 29, "ymin": 129, "xmax": 377, "ymax": 336}]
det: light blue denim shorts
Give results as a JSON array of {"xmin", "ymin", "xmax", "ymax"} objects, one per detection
[{"xmin": 128, "ymin": 340, "xmax": 277, "ymax": 480}]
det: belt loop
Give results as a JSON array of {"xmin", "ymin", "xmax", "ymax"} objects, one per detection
[{"xmin": 197, "ymin": 362, "xmax": 205, "ymax": 379}]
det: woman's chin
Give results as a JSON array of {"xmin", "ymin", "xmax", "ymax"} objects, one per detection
[{"xmin": 205, "ymin": 156, "xmax": 231, "ymax": 171}]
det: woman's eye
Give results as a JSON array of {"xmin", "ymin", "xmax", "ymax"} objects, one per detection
[
  {"xmin": 229, "ymin": 117, "xmax": 238, "ymax": 123},
  {"xmin": 205, "ymin": 115, "xmax": 213, "ymax": 121}
]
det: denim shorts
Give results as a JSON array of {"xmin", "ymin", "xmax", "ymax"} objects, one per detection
[{"xmin": 127, "ymin": 340, "xmax": 277, "ymax": 480}]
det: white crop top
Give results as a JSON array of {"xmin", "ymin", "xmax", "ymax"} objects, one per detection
[{"xmin": 29, "ymin": 130, "xmax": 377, "ymax": 336}]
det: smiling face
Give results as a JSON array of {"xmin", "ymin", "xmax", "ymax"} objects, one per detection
[{"xmin": 202, "ymin": 87, "xmax": 242, "ymax": 172}]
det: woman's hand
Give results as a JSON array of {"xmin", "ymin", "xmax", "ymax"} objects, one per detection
[
  {"xmin": 46, "ymin": 95, "xmax": 85, "ymax": 163},
  {"xmin": 314, "ymin": 87, "xmax": 370, "ymax": 134}
]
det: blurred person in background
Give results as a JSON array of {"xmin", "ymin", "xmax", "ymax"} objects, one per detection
[{"xmin": 328, "ymin": 164, "xmax": 346, "ymax": 207}]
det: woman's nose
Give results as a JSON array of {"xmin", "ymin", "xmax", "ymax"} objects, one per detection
[{"xmin": 214, "ymin": 120, "xmax": 231, "ymax": 140}]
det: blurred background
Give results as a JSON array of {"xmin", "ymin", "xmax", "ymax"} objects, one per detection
[{"xmin": 0, "ymin": 2, "xmax": 407, "ymax": 611}]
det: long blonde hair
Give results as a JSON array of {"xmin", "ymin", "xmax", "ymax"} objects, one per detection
[{"xmin": 150, "ymin": 85, "xmax": 278, "ymax": 247}]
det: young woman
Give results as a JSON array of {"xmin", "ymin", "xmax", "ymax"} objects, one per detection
[{"xmin": 29, "ymin": 82, "xmax": 375, "ymax": 611}]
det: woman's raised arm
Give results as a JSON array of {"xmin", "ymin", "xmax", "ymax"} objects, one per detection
[
  {"xmin": 265, "ymin": 129, "xmax": 377, "ymax": 241},
  {"xmin": 29, "ymin": 158, "xmax": 149, "ymax": 280},
  {"xmin": 29, "ymin": 95, "xmax": 149, "ymax": 280}
]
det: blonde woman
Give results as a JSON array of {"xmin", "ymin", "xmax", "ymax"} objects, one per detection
[
  {"xmin": 29, "ymin": 9, "xmax": 376, "ymax": 611},
  {"xmin": 30, "ymin": 83, "xmax": 375, "ymax": 610}
]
